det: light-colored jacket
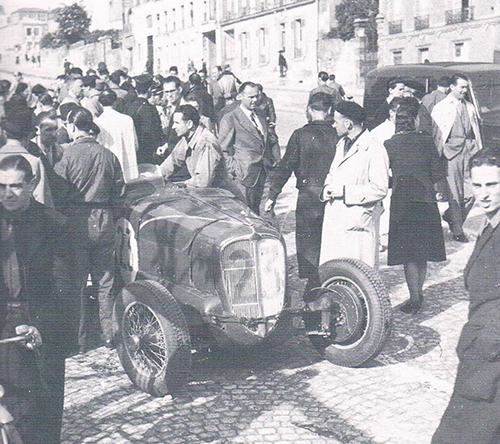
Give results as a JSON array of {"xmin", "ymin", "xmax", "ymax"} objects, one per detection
[
  {"xmin": 320, "ymin": 130, "xmax": 389, "ymax": 269},
  {"xmin": 431, "ymin": 93, "xmax": 482, "ymax": 159},
  {"xmin": 96, "ymin": 106, "xmax": 138, "ymax": 182}
]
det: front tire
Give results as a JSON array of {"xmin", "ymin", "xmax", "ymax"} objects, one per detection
[
  {"xmin": 113, "ymin": 280, "xmax": 192, "ymax": 396},
  {"xmin": 306, "ymin": 259, "xmax": 392, "ymax": 367}
]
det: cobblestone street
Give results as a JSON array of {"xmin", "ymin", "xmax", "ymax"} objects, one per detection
[
  {"xmin": 0, "ymin": 66, "xmax": 482, "ymax": 444},
  {"xmin": 61, "ymin": 184, "xmax": 482, "ymax": 443}
]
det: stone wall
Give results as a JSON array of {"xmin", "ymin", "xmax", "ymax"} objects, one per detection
[{"xmin": 40, "ymin": 37, "xmax": 124, "ymax": 74}]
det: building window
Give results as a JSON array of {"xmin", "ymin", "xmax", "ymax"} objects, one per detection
[
  {"xmin": 181, "ymin": 5, "xmax": 185, "ymax": 28},
  {"xmin": 164, "ymin": 11, "xmax": 168, "ymax": 32},
  {"xmin": 172, "ymin": 8, "xmax": 176, "ymax": 30},
  {"xmin": 418, "ymin": 47, "xmax": 429, "ymax": 63},
  {"xmin": 454, "ymin": 42, "xmax": 464, "ymax": 59},
  {"xmin": 26, "ymin": 27, "xmax": 32, "ymax": 36},
  {"xmin": 29, "ymin": 12, "xmax": 36, "ymax": 19},
  {"xmin": 241, "ymin": 32, "xmax": 250, "ymax": 67},
  {"xmin": 293, "ymin": 19, "xmax": 304, "ymax": 59},
  {"xmin": 203, "ymin": 0, "xmax": 208, "ymax": 21},
  {"xmin": 280, "ymin": 23, "xmax": 285, "ymax": 51},
  {"xmin": 146, "ymin": 15, "xmax": 152, "ymax": 28},
  {"xmin": 393, "ymin": 50, "xmax": 403, "ymax": 65},
  {"xmin": 34, "ymin": 27, "xmax": 39, "ymax": 36},
  {"xmin": 224, "ymin": 29, "xmax": 235, "ymax": 60},
  {"xmin": 258, "ymin": 27, "xmax": 268, "ymax": 65},
  {"xmin": 190, "ymin": 3, "xmax": 194, "ymax": 26}
]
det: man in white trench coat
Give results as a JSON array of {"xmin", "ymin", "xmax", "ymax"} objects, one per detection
[{"xmin": 320, "ymin": 101, "xmax": 390, "ymax": 269}]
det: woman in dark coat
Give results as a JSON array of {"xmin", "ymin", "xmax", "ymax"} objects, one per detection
[{"xmin": 384, "ymin": 98, "xmax": 446, "ymax": 313}]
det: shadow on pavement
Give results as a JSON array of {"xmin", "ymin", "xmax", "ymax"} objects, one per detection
[
  {"xmin": 372, "ymin": 275, "xmax": 467, "ymax": 366},
  {"xmin": 63, "ymin": 359, "xmax": 377, "ymax": 444}
]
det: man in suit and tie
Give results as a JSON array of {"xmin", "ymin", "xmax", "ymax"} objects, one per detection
[
  {"xmin": 218, "ymin": 81, "xmax": 275, "ymax": 215},
  {"xmin": 432, "ymin": 73, "xmax": 482, "ymax": 242},
  {"xmin": 432, "ymin": 147, "xmax": 500, "ymax": 444}
]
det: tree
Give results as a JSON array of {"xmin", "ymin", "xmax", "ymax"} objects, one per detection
[
  {"xmin": 54, "ymin": 3, "xmax": 91, "ymax": 45},
  {"xmin": 333, "ymin": 0, "xmax": 379, "ymax": 44}
]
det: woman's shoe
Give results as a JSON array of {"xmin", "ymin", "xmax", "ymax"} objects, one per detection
[{"xmin": 399, "ymin": 298, "xmax": 423, "ymax": 314}]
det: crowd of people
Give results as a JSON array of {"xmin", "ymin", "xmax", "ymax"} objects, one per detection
[{"xmin": 0, "ymin": 59, "xmax": 494, "ymax": 443}]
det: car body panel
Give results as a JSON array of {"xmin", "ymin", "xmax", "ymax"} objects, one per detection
[
  {"xmin": 364, "ymin": 62, "xmax": 500, "ymax": 147},
  {"xmin": 117, "ymin": 175, "xmax": 290, "ymax": 347}
]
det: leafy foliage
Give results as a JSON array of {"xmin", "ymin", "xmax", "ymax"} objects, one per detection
[
  {"xmin": 55, "ymin": 3, "xmax": 91, "ymax": 45},
  {"xmin": 330, "ymin": 0, "xmax": 379, "ymax": 46},
  {"xmin": 40, "ymin": 3, "xmax": 91, "ymax": 48},
  {"xmin": 40, "ymin": 4, "xmax": 120, "ymax": 49}
]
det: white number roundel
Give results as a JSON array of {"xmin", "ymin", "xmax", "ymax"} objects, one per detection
[{"xmin": 115, "ymin": 217, "xmax": 138, "ymax": 285}]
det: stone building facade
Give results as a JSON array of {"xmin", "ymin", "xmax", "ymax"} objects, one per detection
[
  {"xmin": 123, "ymin": 0, "xmax": 323, "ymax": 79},
  {"xmin": 378, "ymin": 0, "xmax": 500, "ymax": 65},
  {"xmin": 0, "ymin": 8, "xmax": 51, "ymax": 62}
]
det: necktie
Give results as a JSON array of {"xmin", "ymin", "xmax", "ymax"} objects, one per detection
[
  {"xmin": 250, "ymin": 112, "xmax": 264, "ymax": 138},
  {"xmin": 344, "ymin": 137, "xmax": 352, "ymax": 157},
  {"xmin": 1, "ymin": 218, "xmax": 21, "ymax": 300}
]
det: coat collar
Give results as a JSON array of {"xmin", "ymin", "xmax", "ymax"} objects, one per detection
[{"xmin": 337, "ymin": 129, "xmax": 370, "ymax": 165}]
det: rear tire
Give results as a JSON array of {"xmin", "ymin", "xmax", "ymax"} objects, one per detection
[
  {"xmin": 113, "ymin": 280, "xmax": 192, "ymax": 396},
  {"xmin": 306, "ymin": 259, "xmax": 391, "ymax": 367}
]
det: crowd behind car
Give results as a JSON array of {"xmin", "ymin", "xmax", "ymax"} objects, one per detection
[{"xmin": 0, "ymin": 60, "xmax": 494, "ymax": 444}]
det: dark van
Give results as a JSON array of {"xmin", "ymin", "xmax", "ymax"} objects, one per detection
[{"xmin": 363, "ymin": 63, "xmax": 500, "ymax": 147}]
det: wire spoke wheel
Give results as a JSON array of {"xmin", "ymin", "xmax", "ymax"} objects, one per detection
[
  {"xmin": 123, "ymin": 302, "xmax": 168, "ymax": 378},
  {"xmin": 114, "ymin": 280, "xmax": 192, "ymax": 396}
]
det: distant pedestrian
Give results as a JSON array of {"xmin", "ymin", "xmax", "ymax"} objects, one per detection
[
  {"xmin": 327, "ymin": 74, "xmax": 345, "ymax": 99},
  {"xmin": 432, "ymin": 147, "xmax": 500, "ymax": 444},
  {"xmin": 278, "ymin": 50, "xmax": 288, "ymax": 78},
  {"xmin": 265, "ymin": 92, "xmax": 337, "ymax": 292},
  {"xmin": 218, "ymin": 65, "xmax": 241, "ymax": 106},
  {"xmin": 309, "ymin": 72, "xmax": 342, "ymax": 107},
  {"xmin": 384, "ymin": 99, "xmax": 446, "ymax": 314}
]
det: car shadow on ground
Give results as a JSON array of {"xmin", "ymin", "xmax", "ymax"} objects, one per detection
[{"xmin": 63, "ymin": 353, "xmax": 377, "ymax": 444}]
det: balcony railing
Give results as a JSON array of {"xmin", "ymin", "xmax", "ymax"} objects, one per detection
[
  {"xmin": 445, "ymin": 7, "xmax": 474, "ymax": 25},
  {"xmin": 388, "ymin": 20, "xmax": 402, "ymax": 34},
  {"xmin": 414, "ymin": 15, "xmax": 429, "ymax": 30},
  {"xmin": 222, "ymin": 0, "xmax": 311, "ymax": 22}
]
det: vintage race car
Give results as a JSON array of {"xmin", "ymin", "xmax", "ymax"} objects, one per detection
[{"xmin": 113, "ymin": 166, "xmax": 392, "ymax": 396}]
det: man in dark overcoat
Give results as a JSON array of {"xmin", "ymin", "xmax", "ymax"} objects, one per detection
[
  {"xmin": 432, "ymin": 147, "xmax": 500, "ymax": 444},
  {"xmin": 0, "ymin": 154, "xmax": 75, "ymax": 444},
  {"xmin": 264, "ymin": 92, "xmax": 337, "ymax": 291},
  {"xmin": 123, "ymin": 74, "xmax": 164, "ymax": 164}
]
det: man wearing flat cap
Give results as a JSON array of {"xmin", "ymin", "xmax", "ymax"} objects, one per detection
[
  {"xmin": 123, "ymin": 73, "xmax": 164, "ymax": 164},
  {"xmin": 320, "ymin": 101, "xmax": 389, "ymax": 269}
]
